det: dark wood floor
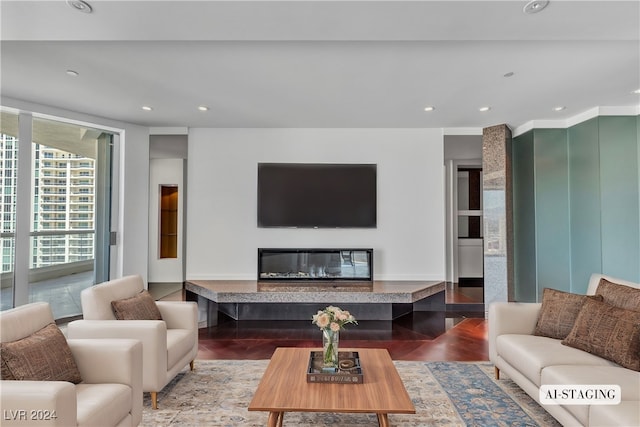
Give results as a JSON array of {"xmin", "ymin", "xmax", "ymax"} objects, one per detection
[{"xmin": 196, "ymin": 314, "xmax": 488, "ymax": 361}]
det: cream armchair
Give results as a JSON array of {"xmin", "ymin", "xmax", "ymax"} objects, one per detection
[
  {"xmin": 67, "ymin": 275, "xmax": 198, "ymax": 409},
  {"xmin": 0, "ymin": 302, "xmax": 142, "ymax": 426}
]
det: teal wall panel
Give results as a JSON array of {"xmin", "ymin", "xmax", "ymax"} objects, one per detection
[
  {"xmin": 512, "ymin": 131, "xmax": 537, "ymax": 302},
  {"xmin": 533, "ymin": 129, "xmax": 571, "ymax": 296},
  {"xmin": 511, "ymin": 115, "xmax": 639, "ymax": 301},
  {"xmin": 598, "ymin": 116, "xmax": 640, "ymax": 282},
  {"xmin": 568, "ymin": 118, "xmax": 602, "ymax": 293}
]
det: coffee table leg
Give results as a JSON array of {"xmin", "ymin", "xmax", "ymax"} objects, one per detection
[
  {"xmin": 377, "ymin": 413, "xmax": 389, "ymax": 427},
  {"xmin": 267, "ymin": 411, "xmax": 284, "ymax": 427}
]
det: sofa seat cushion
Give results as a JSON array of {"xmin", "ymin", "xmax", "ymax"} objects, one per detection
[
  {"xmin": 590, "ymin": 401, "xmax": 640, "ymax": 427},
  {"xmin": 166, "ymin": 329, "xmax": 193, "ymax": 369},
  {"xmin": 76, "ymin": 383, "xmax": 131, "ymax": 427},
  {"xmin": 541, "ymin": 365, "xmax": 640, "ymax": 426},
  {"xmin": 542, "ymin": 365, "xmax": 640, "ymax": 401},
  {"xmin": 496, "ymin": 335, "xmax": 617, "ymax": 386}
]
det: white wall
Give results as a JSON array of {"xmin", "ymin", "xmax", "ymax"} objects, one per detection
[
  {"xmin": 118, "ymin": 125, "xmax": 150, "ymax": 281},
  {"xmin": 186, "ymin": 128, "xmax": 445, "ymax": 281}
]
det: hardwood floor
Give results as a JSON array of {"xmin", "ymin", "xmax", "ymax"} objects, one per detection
[{"xmin": 196, "ymin": 313, "xmax": 488, "ymax": 362}]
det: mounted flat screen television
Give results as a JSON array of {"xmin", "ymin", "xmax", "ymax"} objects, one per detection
[{"xmin": 257, "ymin": 163, "xmax": 377, "ymax": 228}]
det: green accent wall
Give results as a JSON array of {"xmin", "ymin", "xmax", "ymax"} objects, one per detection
[
  {"xmin": 512, "ymin": 116, "xmax": 640, "ymax": 301},
  {"xmin": 533, "ymin": 129, "xmax": 571, "ymax": 297},
  {"xmin": 512, "ymin": 130, "xmax": 537, "ymax": 301},
  {"xmin": 599, "ymin": 116, "xmax": 640, "ymax": 281},
  {"xmin": 568, "ymin": 118, "xmax": 602, "ymax": 294}
]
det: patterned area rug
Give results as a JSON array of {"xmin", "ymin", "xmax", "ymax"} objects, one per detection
[{"xmin": 142, "ymin": 360, "xmax": 560, "ymax": 426}]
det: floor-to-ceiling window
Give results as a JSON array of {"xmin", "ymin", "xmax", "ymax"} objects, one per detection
[
  {"xmin": 0, "ymin": 110, "xmax": 114, "ymax": 320},
  {"xmin": 0, "ymin": 111, "xmax": 19, "ymax": 311}
]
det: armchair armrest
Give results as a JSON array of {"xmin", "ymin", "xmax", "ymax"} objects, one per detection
[
  {"xmin": 67, "ymin": 320, "xmax": 166, "ymax": 392},
  {"xmin": 156, "ymin": 301, "xmax": 197, "ymax": 331},
  {"xmin": 488, "ymin": 302, "xmax": 541, "ymax": 363},
  {"xmin": 0, "ymin": 381, "xmax": 76, "ymax": 426},
  {"xmin": 68, "ymin": 339, "xmax": 141, "ymax": 386},
  {"xmin": 67, "ymin": 339, "xmax": 142, "ymax": 427}
]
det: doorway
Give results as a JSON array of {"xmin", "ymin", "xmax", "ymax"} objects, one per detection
[{"xmin": 444, "ymin": 135, "xmax": 484, "ymax": 313}]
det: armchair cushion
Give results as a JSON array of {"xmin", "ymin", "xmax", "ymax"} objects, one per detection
[
  {"xmin": 76, "ymin": 383, "xmax": 132, "ymax": 427},
  {"xmin": 1, "ymin": 323, "xmax": 82, "ymax": 384},
  {"xmin": 111, "ymin": 290, "xmax": 162, "ymax": 321}
]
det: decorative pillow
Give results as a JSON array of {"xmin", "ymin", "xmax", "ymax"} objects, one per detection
[
  {"xmin": 111, "ymin": 290, "xmax": 163, "ymax": 320},
  {"xmin": 596, "ymin": 278, "xmax": 640, "ymax": 312},
  {"xmin": 562, "ymin": 298, "xmax": 640, "ymax": 371},
  {"xmin": 1, "ymin": 351, "xmax": 16, "ymax": 380},
  {"xmin": 0, "ymin": 323, "xmax": 83, "ymax": 383},
  {"xmin": 534, "ymin": 288, "xmax": 602, "ymax": 340}
]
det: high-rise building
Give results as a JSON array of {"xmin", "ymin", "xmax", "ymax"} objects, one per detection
[
  {"xmin": 0, "ymin": 134, "xmax": 18, "ymax": 273},
  {"xmin": 34, "ymin": 145, "xmax": 95, "ymax": 267},
  {"xmin": 0, "ymin": 134, "xmax": 95, "ymax": 272}
]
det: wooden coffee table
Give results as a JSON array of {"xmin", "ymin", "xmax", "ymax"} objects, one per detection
[{"xmin": 248, "ymin": 347, "xmax": 415, "ymax": 427}]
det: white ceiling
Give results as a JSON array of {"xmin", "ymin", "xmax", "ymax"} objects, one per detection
[{"xmin": 1, "ymin": 0, "xmax": 639, "ymax": 130}]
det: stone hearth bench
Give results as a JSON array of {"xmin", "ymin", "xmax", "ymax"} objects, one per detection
[{"xmin": 185, "ymin": 280, "xmax": 445, "ymax": 325}]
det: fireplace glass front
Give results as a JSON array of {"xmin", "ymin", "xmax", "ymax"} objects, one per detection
[{"xmin": 258, "ymin": 248, "xmax": 373, "ymax": 281}]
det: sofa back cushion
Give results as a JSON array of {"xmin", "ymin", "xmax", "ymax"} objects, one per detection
[
  {"xmin": 562, "ymin": 298, "xmax": 640, "ymax": 371},
  {"xmin": 595, "ymin": 278, "xmax": 640, "ymax": 312},
  {"xmin": 81, "ymin": 275, "xmax": 145, "ymax": 320},
  {"xmin": 534, "ymin": 288, "xmax": 602, "ymax": 340},
  {"xmin": 1, "ymin": 322, "xmax": 83, "ymax": 383},
  {"xmin": 587, "ymin": 273, "xmax": 639, "ymax": 295}
]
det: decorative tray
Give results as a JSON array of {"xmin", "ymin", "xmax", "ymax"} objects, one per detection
[{"xmin": 306, "ymin": 351, "xmax": 363, "ymax": 384}]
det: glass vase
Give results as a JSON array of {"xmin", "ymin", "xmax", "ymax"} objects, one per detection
[{"xmin": 322, "ymin": 328, "xmax": 339, "ymax": 368}]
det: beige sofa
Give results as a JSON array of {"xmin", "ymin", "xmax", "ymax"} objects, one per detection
[
  {"xmin": 0, "ymin": 302, "xmax": 143, "ymax": 426},
  {"xmin": 489, "ymin": 273, "xmax": 640, "ymax": 427},
  {"xmin": 67, "ymin": 275, "xmax": 198, "ymax": 409}
]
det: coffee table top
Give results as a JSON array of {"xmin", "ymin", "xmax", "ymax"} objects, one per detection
[{"xmin": 248, "ymin": 347, "xmax": 415, "ymax": 414}]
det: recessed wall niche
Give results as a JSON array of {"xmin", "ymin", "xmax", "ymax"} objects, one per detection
[{"xmin": 159, "ymin": 185, "xmax": 179, "ymax": 259}]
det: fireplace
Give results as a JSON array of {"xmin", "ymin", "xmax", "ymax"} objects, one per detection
[{"xmin": 258, "ymin": 248, "xmax": 373, "ymax": 282}]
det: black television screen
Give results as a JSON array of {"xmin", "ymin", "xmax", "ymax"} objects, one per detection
[{"xmin": 257, "ymin": 163, "xmax": 377, "ymax": 228}]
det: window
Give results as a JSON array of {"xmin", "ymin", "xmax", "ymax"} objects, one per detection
[{"xmin": 0, "ymin": 112, "xmax": 114, "ymax": 320}]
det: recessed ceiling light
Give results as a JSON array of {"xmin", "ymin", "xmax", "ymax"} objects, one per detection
[
  {"xmin": 66, "ymin": 0, "xmax": 92, "ymax": 14},
  {"xmin": 633, "ymin": 89, "xmax": 640, "ymax": 94},
  {"xmin": 523, "ymin": 0, "xmax": 549, "ymax": 14},
  {"xmin": 141, "ymin": 106, "xmax": 153, "ymax": 111},
  {"xmin": 479, "ymin": 106, "xmax": 491, "ymax": 112},
  {"xmin": 553, "ymin": 106, "xmax": 566, "ymax": 112},
  {"xmin": 198, "ymin": 106, "xmax": 209, "ymax": 112},
  {"xmin": 66, "ymin": 70, "xmax": 79, "ymax": 77},
  {"xmin": 424, "ymin": 106, "xmax": 435, "ymax": 112}
]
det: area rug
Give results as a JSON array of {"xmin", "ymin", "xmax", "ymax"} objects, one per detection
[{"xmin": 142, "ymin": 360, "xmax": 560, "ymax": 426}]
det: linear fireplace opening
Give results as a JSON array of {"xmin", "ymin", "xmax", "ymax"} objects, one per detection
[{"xmin": 258, "ymin": 248, "xmax": 373, "ymax": 281}]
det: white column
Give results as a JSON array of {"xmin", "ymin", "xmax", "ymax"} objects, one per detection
[{"xmin": 13, "ymin": 112, "xmax": 33, "ymax": 306}]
